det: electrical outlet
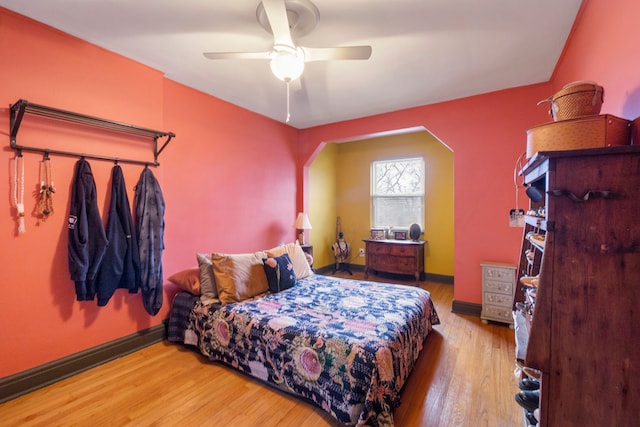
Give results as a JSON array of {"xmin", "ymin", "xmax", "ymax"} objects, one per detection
[{"xmin": 359, "ymin": 248, "xmax": 365, "ymax": 257}]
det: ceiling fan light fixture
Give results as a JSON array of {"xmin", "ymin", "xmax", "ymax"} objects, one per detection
[{"xmin": 270, "ymin": 45, "xmax": 305, "ymax": 82}]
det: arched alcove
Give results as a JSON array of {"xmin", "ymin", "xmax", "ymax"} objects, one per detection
[{"xmin": 306, "ymin": 127, "xmax": 454, "ymax": 282}]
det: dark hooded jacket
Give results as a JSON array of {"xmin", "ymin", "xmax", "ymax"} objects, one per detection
[
  {"xmin": 68, "ymin": 158, "xmax": 108, "ymax": 301},
  {"xmin": 134, "ymin": 166, "xmax": 165, "ymax": 315},
  {"xmin": 95, "ymin": 165, "xmax": 141, "ymax": 306}
]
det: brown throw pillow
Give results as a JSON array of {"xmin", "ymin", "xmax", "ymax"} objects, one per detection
[
  {"xmin": 167, "ymin": 268, "xmax": 201, "ymax": 295},
  {"xmin": 211, "ymin": 251, "xmax": 269, "ymax": 305}
]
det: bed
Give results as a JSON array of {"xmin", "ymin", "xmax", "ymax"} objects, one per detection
[{"xmin": 168, "ymin": 272, "xmax": 439, "ymax": 426}]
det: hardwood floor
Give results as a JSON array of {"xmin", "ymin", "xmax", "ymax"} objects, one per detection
[{"xmin": 0, "ymin": 271, "xmax": 522, "ymax": 426}]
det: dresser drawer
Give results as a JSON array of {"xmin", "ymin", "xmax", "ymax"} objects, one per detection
[
  {"xmin": 481, "ymin": 304, "xmax": 514, "ymax": 324},
  {"xmin": 484, "ymin": 279, "xmax": 514, "ymax": 295},
  {"xmin": 390, "ymin": 245, "xmax": 413, "ymax": 256},
  {"xmin": 483, "ymin": 291, "xmax": 513, "ymax": 307},
  {"xmin": 389, "ymin": 256, "xmax": 416, "ymax": 273},
  {"xmin": 368, "ymin": 254, "xmax": 415, "ymax": 274},
  {"xmin": 367, "ymin": 243, "xmax": 391, "ymax": 255},
  {"xmin": 483, "ymin": 265, "xmax": 516, "ymax": 283},
  {"xmin": 367, "ymin": 243, "xmax": 413, "ymax": 255}
]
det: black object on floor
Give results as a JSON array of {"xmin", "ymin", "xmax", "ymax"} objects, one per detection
[
  {"xmin": 515, "ymin": 390, "xmax": 540, "ymax": 412},
  {"xmin": 518, "ymin": 377, "xmax": 540, "ymax": 391},
  {"xmin": 332, "ymin": 262, "xmax": 353, "ymax": 275},
  {"xmin": 525, "ymin": 411, "xmax": 538, "ymax": 426}
]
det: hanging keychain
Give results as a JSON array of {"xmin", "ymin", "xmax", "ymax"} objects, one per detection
[
  {"xmin": 510, "ymin": 152, "xmax": 526, "ymax": 227},
  {"xmin": 13, "ymin": 151, "xmax": 26, "ymax": 234},
  {"xmin": 38, "ymin": 152, "xmax": 55, "ymax": 221}
]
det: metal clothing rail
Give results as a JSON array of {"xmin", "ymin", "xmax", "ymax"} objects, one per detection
[{"xmin": 9, "ymin": 99, "xmax": 175, "ymax": 166}]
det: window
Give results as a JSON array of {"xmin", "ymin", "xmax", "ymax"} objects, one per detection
[{"xmin": 372, "ymin": 157, "xmax": 424, "ymax": 228}]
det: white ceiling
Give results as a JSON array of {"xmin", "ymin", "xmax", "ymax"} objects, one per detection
[{"xmin": 0, "ymin": 0, "xmax": 583, "ymax": 129}]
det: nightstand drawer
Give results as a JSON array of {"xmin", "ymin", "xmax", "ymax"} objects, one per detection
[
  {"xmin": 481, "ymin": 305, "xmax": 513, "ymax": 323},
  {"xmin": 484, "ymin": 279, "xmax": 514, "ymax": 295},
  {"xmin": 483, "ymin": 292, "xmax": 513, "ymax": 307},
  {"xmin": 483, "ymin": 265, "xmax": 516, "ymax": 283}
]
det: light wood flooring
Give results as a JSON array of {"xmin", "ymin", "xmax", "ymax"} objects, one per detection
[{"xmin": 0, "ymin": 271, "xmax": 522, "ymax": 426}]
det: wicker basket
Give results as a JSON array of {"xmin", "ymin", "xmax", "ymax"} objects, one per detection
[
  {"xmin": 538, "ymin": 81, "xmax": 604, "ymax": 121},
  {"xmin": 526, "ymin": 114, "xmax": 631, "ymax": 158}
]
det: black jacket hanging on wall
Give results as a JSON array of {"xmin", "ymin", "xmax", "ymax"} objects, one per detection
[
  {"xmin": 134, "ymin": 166, "xmax": 165, "ymax": 315},
  {"xmin": 95, "ymin": 165, "xmax": 141, "ymax": 306},
  {"xmin": 68, "ymin": 158, "xmax": 108, "ymax": 301}
]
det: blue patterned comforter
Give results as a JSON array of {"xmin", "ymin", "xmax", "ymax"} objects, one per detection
[{"xmin": 180, "ymin": 274, "xmax": 440, "ymax": 426}]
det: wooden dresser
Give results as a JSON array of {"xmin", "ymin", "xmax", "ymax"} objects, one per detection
[{"xmin": 363, "ymin": 239, "xmax": 425, "ymax": 282}]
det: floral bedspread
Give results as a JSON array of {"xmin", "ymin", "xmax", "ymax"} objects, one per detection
[{"xmin": 183, "ymin": 274, "xmax": 440, "ymax": 426}]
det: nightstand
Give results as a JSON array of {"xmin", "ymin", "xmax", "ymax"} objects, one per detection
[
  {"xmin": 480, "ymin": 262, "xmax": 516, "ymax": 326},
  {"xmin": 301, "ymin": 244, "xmax": 313, "ymax": 269}
]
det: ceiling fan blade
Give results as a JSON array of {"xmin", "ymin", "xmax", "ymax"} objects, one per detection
[
  {"xmin": 203, "ymin": 51, "xmax": 271, "ymax": 60},
  {"xmin": 261, "ymin": 0, "xmax": 295, "ymax": 47},
  {"xmin": 302, "ymin": 46, "xmax": 372, "ymax": 62}
]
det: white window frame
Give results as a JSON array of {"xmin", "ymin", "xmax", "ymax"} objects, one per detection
[{"xmin": 371, "ymin": 157, "xmax": 425, "ymax": 229}]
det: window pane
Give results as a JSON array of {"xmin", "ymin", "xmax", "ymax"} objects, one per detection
[
  {"xmin": 373, "ymin": 158, "xmax": 424, "ymax": 196},
  {"xmin": 372, "ymin": 196, "xmax": 424, "ymax": 228}
]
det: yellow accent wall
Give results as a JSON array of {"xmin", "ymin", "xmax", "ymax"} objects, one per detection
[
  {"xmin": 308, "ymin": 131, "xmax": 454, "ymax": 276},
  {"xmin": 308, "ymin": 143, "xmax": 339, "ymax": 268}
]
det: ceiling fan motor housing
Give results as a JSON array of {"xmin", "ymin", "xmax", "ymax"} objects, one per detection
[{"xmin": 256, "ymin": 0, "xmax": 320, "ymax": 40}]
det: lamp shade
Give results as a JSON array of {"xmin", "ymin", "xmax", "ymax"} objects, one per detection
[{"xmin": 294, "ymin": 212, "xmax": 312, "ymax": 230}]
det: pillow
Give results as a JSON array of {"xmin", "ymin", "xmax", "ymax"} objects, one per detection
[
  {"xmin": 196, "ymin": 253, "xmax": 218, "ymax": 300},
  {"xmin": 266, "ymin": 241, "xmax": 313, "ymax": 280},
  {"xmin": 262, "ymin": 253, "xmax": 297, "ymax": 293},
  {"xmin": 211, "ymin": 251, "xmax": 269, "ymax": 305},
  {"xmin": 167, "ymin": 268, "xmax": 201, "ymax": 295}
]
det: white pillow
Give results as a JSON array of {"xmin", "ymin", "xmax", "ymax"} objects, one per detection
[{"xmin": 266, "ymin": 241, "xmax": 313, "ymax": 280}]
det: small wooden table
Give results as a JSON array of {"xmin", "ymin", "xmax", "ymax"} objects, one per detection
[
  {"xmin": 363, "ymin": 239, "xmax": 426, "ymax": 282},
  {"xmin": 301, "ymin": 244, "xmax": 313, "ymax": 269}
]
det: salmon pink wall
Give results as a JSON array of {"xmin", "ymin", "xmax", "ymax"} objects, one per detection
[
  {"xmin": 298, "ymin": 85, "xmax": 551, "ymax": 304},
  {"xmin": 0, "ymin": 9, "xmax": 165, "ymax": 378},
  {"xmin": 2, "ymin": 0, "xmax": 635, "ymax": 380},
  {"xmin": 160, "ymin": 79, "xmax": 299, "ymax": 270},
  {"xmin": 0, "ymin": 9, "xmax": 296, "ymax": 378},
  {"xmin": 551, "ymin": 0, "xmax": 640, "ymax": 121}
]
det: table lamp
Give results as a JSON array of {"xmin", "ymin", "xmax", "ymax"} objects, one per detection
[{"xmin": 294, "ymin": 212, "xmax": 312, "ymax": 245}]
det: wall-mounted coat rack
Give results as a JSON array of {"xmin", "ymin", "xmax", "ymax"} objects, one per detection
[{"xmin": 9, "ymin": 99, "xmax": 175, "ymax": 166}]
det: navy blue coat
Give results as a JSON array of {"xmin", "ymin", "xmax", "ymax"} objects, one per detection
[
  {"xmin": 68, "ymin": 158, "xmax": 108, "ymax": 301},
  {"xmin": 95, "ymin": 165, "xmax": 141, "ymax": 306},
  {"xmin": 134, "ymin": 166, "xmax": 165, "ymax": 315}
]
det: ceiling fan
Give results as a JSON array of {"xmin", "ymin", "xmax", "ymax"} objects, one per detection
[{"xmin": 203, "ymin": 0, "xmax": 372, "ymax": 122}]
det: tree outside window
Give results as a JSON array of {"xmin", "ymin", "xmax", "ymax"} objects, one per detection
[{"xmin": 372, "ymin": 157, "xmax": 424, "ymax": 229}]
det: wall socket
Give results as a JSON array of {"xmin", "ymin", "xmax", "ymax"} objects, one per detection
[{"xmin": 359, "ymin": 248, "xmax": 365, "ymax": 256}]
